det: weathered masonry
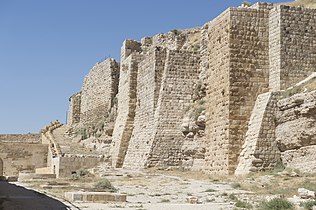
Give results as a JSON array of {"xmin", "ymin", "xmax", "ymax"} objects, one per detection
[
  {"xmin": 0, "ymin": 134, "xmax": 48, "ymax": 177},
  {"xmin": 269, "ymin": 5, "xmax": 316, "ymax": 91},
  {"xmin": 67, "ymin": 58, "xmax": 119, "ymax": 126},
  {"xmin": 64, "ymin": 2, "xmax": 316, "ymax": 176}
]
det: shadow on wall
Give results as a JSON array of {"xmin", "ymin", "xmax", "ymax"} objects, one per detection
[
  {"xmin": 0, "ymin": 159, "xmax": 2, "ymax": 177},
  {"xmin": 0, "ymin": 181, "xmax": 70, "ymax": 210}
]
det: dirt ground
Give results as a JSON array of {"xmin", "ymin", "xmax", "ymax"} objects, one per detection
[{"xmin": 13, "ymin": 167, "xmax": 316, "ymax": 210}]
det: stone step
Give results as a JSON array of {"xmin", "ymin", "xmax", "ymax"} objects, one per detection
[{"xmin": 64, "ymin": 192, "xmax": 127, "ymax": 203}]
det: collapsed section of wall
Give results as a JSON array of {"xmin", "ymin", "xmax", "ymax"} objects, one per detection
[
  {"xmin": 80, "ymin": 58, "xmax": 119, "ymax": 125},
  {"xmin": 269, "ymin": 5, "xmax": 316, "ymax": 91}
]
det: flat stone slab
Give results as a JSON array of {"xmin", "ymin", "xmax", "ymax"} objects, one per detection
[
  {"xmin": 40, "ymin": 185, "xmax": 69, "ymax": 189},
  {"xmin": 64, "ymin": 191, "xmax": 127, "ymax": 203}
]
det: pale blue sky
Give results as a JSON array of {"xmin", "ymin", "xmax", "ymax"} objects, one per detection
[{"xmin": 0, "ymin": 0, "xmax": 285, "ymax": 133}]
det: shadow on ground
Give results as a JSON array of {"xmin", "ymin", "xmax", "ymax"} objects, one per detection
[{"xmin": 0, "ymin": 181, "xmax": 69, "ymax": 210}]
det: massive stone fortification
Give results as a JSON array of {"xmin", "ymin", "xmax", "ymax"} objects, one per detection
[
  {"xmin": 0, "ymin": 1, "xmax": 303, "ymax": 179},
  {"xmin": 204, "ymin": 3, "xmax": 272, "ymax": 175},
  {"xmin": 64, "ymin": 2, "xmax": 316, "ymax": 176}
]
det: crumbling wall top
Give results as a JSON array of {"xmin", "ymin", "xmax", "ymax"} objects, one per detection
[{"xmin": 121, "ymin": 39, "xmax": 142, "ymax": 59}]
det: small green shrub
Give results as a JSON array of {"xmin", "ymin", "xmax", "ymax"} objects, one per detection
[
  {"xmin": 78, "ymin": 128, "xmax": 87, "ymax": 140},
  {"xmin": 94, "ymin": 178, "xmax": 117, "ymax": 192},
  {"xmin": 206, "ymin": 198, "xmax": 215, "ymax": 202},
  {"xmin": 70, "ymin": 173, "xmax": 79, "ymax": 180},
  {"xmin": 273, "ymin": 160, "xmax": 286, "ymax": 173},
  {"xmin": 205, "ymin": 188, "xmax": 216, "ymax": 192},
  {"xmin": 257, "ymin": 198, "xmax": 294, "ymax": 210},
  {"xmin": 189, "ymin": 106, "xmax": 205, "ymax": 120},
  {"xmin": 229, "ymin": 194, "xmax": 238, "ymax": 201},
  {"xmin": 300, "ymin": 200, "xmax": 316, "ymax": 210},
  {"xmin": 198, "ymin": 100, "xmax": 205, "ymax": 105},
  {"xmin": 171, "ymin": 29, "xmax": 180, "ymax": 35},
  {"xmin": 160, "ymin": 199, "xmax": 170, "ymax": 203},
  {"xmin": 235, "ymin": 200, "xmax": 252, "ymax": 209},
  {"xmin": 242, "ymin": 1, "xmax": 252, "ymax": 7},
  {"xmin": 302, "ymin": 179, "xmax": 316, "ymax": 192},
  {"xmin": 231, "ymin": 182, "xmax": 241, "ymax": 189},
  {"xmin": 192, "ymin": 43, "xmax": 200, "ymax": 52},
  {"xmin": 76, "ymin": 168, "xmax": 89, "ymax": 177}
]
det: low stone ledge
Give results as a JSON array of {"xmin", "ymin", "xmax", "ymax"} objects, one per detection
[
  {"xmin": 64, "ymin": 192, "xmax": 127, "ymax": 203},
  {"xmin": 18, "ymin": 172, "xmax": 56, "ymax": 181}
]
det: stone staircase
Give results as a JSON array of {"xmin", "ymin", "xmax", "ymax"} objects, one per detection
[{"xmin": 51, "ymin": 126, "xmax": 103, "ymax": 156}]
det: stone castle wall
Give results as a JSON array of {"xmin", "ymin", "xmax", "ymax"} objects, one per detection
[
  {"xmin": 63, "ymin": 2, "xmax": 316, "ymax": 175},
  {"xmin": 269, "ymin": 7, "xmax": 282, "ymax": 91},
  {"xmin": 204, "ymin": 9, "xmax": 231, "ymax": 175},
  {"xmin": 122, "ymin": 48, "xmax": 167, "ymax": 168},
  {"xmin": 204, "ymin": 4, "xmax": 271, "ymax": 175},
  {"xmin": 123, "ymin": 49, "xmax": 200, "ymax": 168},
  {"xmin": 0, "ymin": 143, "xmax": 48, "ymax": 176},
  {"xmin": 0, "ymin": 134, "xmax": 41, "ymax": 143},
  {"xmin": 67, "ymin": 92, "xmax": 81, "ymax": 126},
  {"xmin": 146, "ymin": 50, "xmax": 200, "ymax": 167},
  {"xmin": 270, "ymin": 6, "xmax": 316, "ymax": 91},
  {"xmin": 111, "ymin": 40, "xmax": 143, "ymax": 168},
  {"xmin": 80, "ymin": 58, "xmax": 119, "ymax": 125},
  {"xmin": 51, "ymin": 155, "xmax": 104, "ymax": 178},
  {"xmin": 227, "ymin": 5, "xmax": 271, "ymax": 174}
]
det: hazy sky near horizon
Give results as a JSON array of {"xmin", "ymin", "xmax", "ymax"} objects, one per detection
[{"xmin": 0, "ymin": 0, "xmax": 286, "ymax": 134}]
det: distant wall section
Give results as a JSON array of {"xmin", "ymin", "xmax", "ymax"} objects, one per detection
[
  {"xmin": 67, "ymin": 92, "xmax": 81, "ymax": 126},
  {"xmin": 0, "ymin": 143, "xmax": 48, "ymax": 176},
  {"xmin": 0, "ymin": 134, "xmax": 41, "ymax": 143},
  {"xmin": 80, "ymin": 58, "xmax": 119, "ymax": 124}
]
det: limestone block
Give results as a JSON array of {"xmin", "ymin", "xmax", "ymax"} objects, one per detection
[{"xmin": 64, "ymin": 192, "xmax": 127, "ymax": 203}]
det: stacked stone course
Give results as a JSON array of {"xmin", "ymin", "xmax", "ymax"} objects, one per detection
[
  {"xmin": 62, "ymin": 2, "xmax": 316, "ymax": 175},
  {"xmin": 67, "ymin": 92, "xmax": 81, "ymax": 125},
  {"xmin": 111, "ymin": 40, "xmax": 143, "ymax": 168},
  {"xmin": 122, "ymin": 47, "xmax": 167, "ymax": 168},
  {"xmin": 78, "ymin": 58, "xmax": 119, "ymax": 125},
  {"xmin": 0, "ymin": 134, "xmax": 41, "ymax": 143},
  {"xmin": 270, "ymin": 5, "xmax": 316, "ymax": 91},
  {"xmin": 144, "ymin": 49, "xmax": 200, "ymax": 168},
  {"xmin": 235, "ymin": 92, "xmax": 280, "ymax": 175}
]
